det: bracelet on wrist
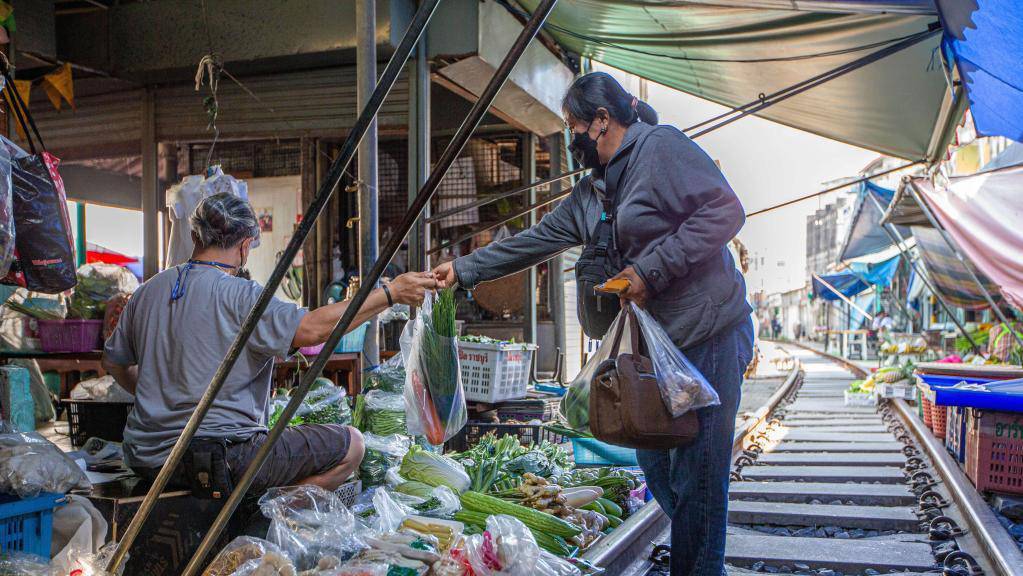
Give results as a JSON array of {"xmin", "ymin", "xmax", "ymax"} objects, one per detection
[{"xmin": 382, "ymin": 283, "xmax": 394, "ymax": 307}]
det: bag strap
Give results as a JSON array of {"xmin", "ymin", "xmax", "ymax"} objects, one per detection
[
  {"xmin": 607, "ymin": 305, "xmax": 643, "ymax": 358},
  {"xmin": 1, "ymin": 65, "xmax": 45, "ymax": 154}
]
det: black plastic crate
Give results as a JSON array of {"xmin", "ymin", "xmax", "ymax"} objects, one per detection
[
  {"xmin": 63, "ymin": 400, "xmax": 134, "ymax": 447},
  {"xmin": 447, "ymin": 422, "xmax": 566, "ymax": 452}
]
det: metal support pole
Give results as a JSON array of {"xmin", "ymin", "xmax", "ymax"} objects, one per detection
[
  {"xmin": 108, "ymin": 2, "xmax": 443, "ymax": 571},
  {"xmin": 358, "ymin": 0, "xmax": 381, "ymax": 364},
  {"xmin": 548, "ymin": 134, "xmax": 566, "ymax": 379},
  {"xmin": 907, "ymin": 183, "xmax": 1023, "ymax": 352},
  {"xmin": 177, "ymin": 2, "xmax": 556, "ymax": 572},
  {"xmin": 522, "ymin": 132, "xmax": 537, "ymax": 344},
  {"xmin": 141, "ymin": 89, "xmax": 159, "ymax": 280},
  {"xmin": 75, "ymin": 203, "xmax": 86, "ymax": 267},
  {"xmin": 866, "ymin": 193, "xmax": 979, "ymax": 352},
  {"xmin": 407, "ymin": 24, "xmax": 430, "ymax": 272}
]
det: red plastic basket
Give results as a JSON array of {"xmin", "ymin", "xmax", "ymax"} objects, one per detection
[
  {"xmin": 965, "ymin": 408, "xmax": 1023, "ymax": 495},
  {"xmin": 922, "ymin": 396, "xmax": 934, "ymax": 427},
  {"xmin": 931, "ymin": 402, "xmax": 947, "ymax": 438},
  {"xmin": 37, "ymin": 319, "xmax": 103, "ymax": 353}
]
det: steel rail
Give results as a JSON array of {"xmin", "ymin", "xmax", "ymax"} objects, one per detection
[
  {"xmin": 179, "ymin": 1, "xmax": 559, "ymax": 573},
  {"xmin": 580, "ymin": 349, "xmax": 804, "ymax": 573},
  {"xmin": 106, "ymin": 0, "xmax": 444, "ymax": 571},
  {"xmin": 425, "ymin": 168, "xmax": 586, "ymax": 224},
  {"xmin": 892, "ymin": 398, "xmax": 1023, "ymax": 576}
]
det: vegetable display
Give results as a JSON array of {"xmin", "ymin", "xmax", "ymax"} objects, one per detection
[
  {"xmin": 403, "ymin": 289, "xmax": 467, "ymax": 445},
  {"xmin": 399, "ymin": 445, "xmax": 471, "ymax": 494},
  {"xmin": 459, "ymin": 491, "xmax": 582, "ymax": 539}
]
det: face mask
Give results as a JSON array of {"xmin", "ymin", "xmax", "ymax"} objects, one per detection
[{"xmin": 569, "ymin": 119, "xmax": 604, "ymax": 170}]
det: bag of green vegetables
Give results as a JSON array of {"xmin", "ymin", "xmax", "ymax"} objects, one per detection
[
  {"xmin": 364, "ymin": 354, "xmax": 406, "ymax": 394},
  {"xmin": 360, "ymin": 432, "xmax": 411, "ymax": 487},
  {"xmin": 362, "ymin": 389, "xmax": 407, "ymax": 436},
  {"xmin": 402, "ymin": 289, "xmax": 467, "ymax": 445}
]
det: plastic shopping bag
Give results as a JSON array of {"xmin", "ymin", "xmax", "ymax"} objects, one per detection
[
  {"xmin": 464, "ymin": 515, "xmax": 581, "ymax": 576},
  {"xmin": 258, "ymin": 485, "xmax": 365, "ymax": 571},
  {"xmin": 0, "ymin": 139, "xmax": 14, "ymax": 279},
  {"xmin": 402, "ymin": 290, "xmax": 467, "ymax": 445},
  {"xmin": 631, "ymin": 303, "xmax": 719, "ymax": 417},
  {"xmin": 202, "ymin": 536, "xmax": 298, "ymax": 576},
  {"xmin": 559, "ymin": 303, "xmax": 718, "ymax": 429}
]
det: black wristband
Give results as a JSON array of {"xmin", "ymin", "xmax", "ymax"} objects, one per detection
[{"xmin": 382, "ymin": 283, "xmax": 394, "ymax": 307}]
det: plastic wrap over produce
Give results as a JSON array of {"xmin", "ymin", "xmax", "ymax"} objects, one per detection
[
  {"xmin": 259, "ymin": 485, "xmax": 367, "ymax": 571},
  {"xmin": 0, "ymin": 424, "xmax": 90, "ymax": 497},
  {"xmin": 402, "ymin": 289, "xmax": 467, "ymax": 445},
  {"xmin": 464, "ymin": 515, "xmax": 581, "ymax": 576},
  {"xmin": 0, "ymin": 138, "xmax": 14, "ymax": 279}
]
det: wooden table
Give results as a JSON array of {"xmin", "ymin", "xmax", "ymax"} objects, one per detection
[
  {"xmin": 0, "ymin": 349, "xmax": 105, "ymax": 398},
  {"xmin": 273, "ymin": 352, "xmax": 363, "ymax": 396}
]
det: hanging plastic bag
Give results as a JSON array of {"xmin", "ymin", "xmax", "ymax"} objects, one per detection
[
  {"xmin": 360, "ymin": 433, "xmax": 411, "ymax": 487},
  {"xmin": 464, "ymin": 515, "xmax": 581, "ymax": 576},
  {"xmin": 68, "ymin": 263, "xmax": 139, "ymax": 320},
  {"xmin": 0, "ymin": 138, "xmax": 14, "ymax": 279},
  {"xmin": 402, "ymin": 289, "xmax": 467, "ymax": 445},
  {"xmin": 202, "ymin": 536, "xmax": 297, "ymax": 576},
  {"xmin": 631, "ymin": 303, "xmax": 719, "ymax": 416},
  {"xmin": 559, "ymin": 313, "xmax": 629, "ymax": 431},
  {"xmin": 258, "ymin": 485, "xmax": 366, "ymax": 571}
]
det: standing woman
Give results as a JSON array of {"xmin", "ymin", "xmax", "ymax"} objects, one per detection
[{"xmin": 434, "ymin": 71, "xmax": 753, "ymax": 575}]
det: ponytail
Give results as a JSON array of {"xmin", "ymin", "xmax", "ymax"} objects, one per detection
[{"xmin": 562, "ymin": 71, "xmax": 659, "ymax": 127}]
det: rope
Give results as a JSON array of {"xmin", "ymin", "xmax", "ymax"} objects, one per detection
[{"xmin": 194, "ymin": 54, "xmax": 222, "ymax": 171}]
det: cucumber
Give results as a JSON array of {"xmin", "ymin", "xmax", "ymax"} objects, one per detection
[
  {"xmin": 582, "ymin": 500, "xmax": 607, "ymax": 515},
  {"xmin": 606, "ymin": 514, "xmax": 623, "ymax": 528},
  {"xmin": 597, "ymin": 497, "xmax": 623, "ymax": 518}
]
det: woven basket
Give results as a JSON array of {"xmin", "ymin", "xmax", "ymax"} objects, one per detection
[{"xmin": 472, "ymin": 270, "xmax": 527, "ymax": 316}]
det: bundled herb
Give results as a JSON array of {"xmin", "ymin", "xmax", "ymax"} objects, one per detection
[{"xmin": 404, "ymin": 289, "xmax": 467, "ymax": 445}]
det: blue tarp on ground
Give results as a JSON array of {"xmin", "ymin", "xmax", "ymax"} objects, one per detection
[{"xmin": 937, "ymin": 0, "xmax": 1023, "ymax": 142}]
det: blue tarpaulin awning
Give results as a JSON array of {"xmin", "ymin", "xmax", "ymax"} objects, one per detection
[
  {"xmin": 937, "ymin": 0, "xmax": 1023, "ymax": 142},
  {"xmin": 849, "ymin": 255, "xmax": 901, "ymax": 288},
  {"xmin": 813, "ymin": 273, "xmax": 869, "ymax": 301},
  {"xmin": 839, "ymin": 182, "xmax": 912, "ymax": 261}
]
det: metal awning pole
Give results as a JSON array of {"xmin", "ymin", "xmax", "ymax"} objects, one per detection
[
  {"xmin": 179, "ymin": 1, "xmax": 558, "ymax": 573},
  {"xmin": 866, "ymin": 193, "xmax": 979, "ymax": 352},
  {"xmin": 106, "ymin": 1, "xmax": 443, "ymax": 571},
  {"xmin": 425, "ymin": 168, "xmax": 585, "ymax": 224},
  {"xmin": 840, "ymin": 262, "xmax": 916, "ymax": 329},
  {"xmin": 907, "ymin": 182, "xmax": 1023, "ymax": 352}
]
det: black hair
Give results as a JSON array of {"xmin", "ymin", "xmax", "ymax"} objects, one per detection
[{"xmin": 561, "ymin": 71, "xmax": 658, "ymax": 127}]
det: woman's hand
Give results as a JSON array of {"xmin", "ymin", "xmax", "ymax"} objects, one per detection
[
  {"xmin": 432, "ymin": 261, "xmax": 458, "ymax": 289},
  {"xmin": 387, "ymin": 272, "xmax": 438, "ymax": 306},
  {"xmin": 609, "ymin": 266, "xmax": 649, "ymax": 307}
]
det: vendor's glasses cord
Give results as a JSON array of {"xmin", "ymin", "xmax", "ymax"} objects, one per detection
[{"xmin": 170, "ymin": 259, "xmax": 237, "ymax": 301}]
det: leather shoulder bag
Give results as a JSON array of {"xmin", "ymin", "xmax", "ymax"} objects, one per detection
[{"xmin": 588, "ymin": 307, "xmax": 700, "ymax": 449}]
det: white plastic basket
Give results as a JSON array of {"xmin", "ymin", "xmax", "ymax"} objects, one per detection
[
  {"xmin": 335, "ymin": 479, "xmax": 362, "ymax": 507},
  {"xmin": 844, "ymin": 390, "xmax": 876, "ymax": 406},
  {"xmin": 877, "ymin": 381, "xmax": 915, "ymax": 400},
  {"xmin": 458, "ymin": 341, "xmax": 537, "ymax": 403}
]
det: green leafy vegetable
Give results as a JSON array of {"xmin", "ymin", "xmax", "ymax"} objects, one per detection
[{"xmin": 399, "ymin": 445, "xmax": 471, "ymax": 493}]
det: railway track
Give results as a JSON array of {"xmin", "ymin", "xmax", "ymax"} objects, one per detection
[{"xmin": 586, "ymin": 343, "xmax": 1023, "ymax": 576}]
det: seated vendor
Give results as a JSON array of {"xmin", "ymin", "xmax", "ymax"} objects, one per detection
[{"xmin": 101, "ymin": 192, "xmax": 436, "ymax": 494}]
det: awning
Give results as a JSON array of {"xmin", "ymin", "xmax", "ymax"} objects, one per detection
[
  {"xmin": 519, "ymin": 0, "xmax": 951, "ymax": 160},
  {"xmin": 882, "ymin": 176, "xmax": 931, "ymax": 227},
  {"xmin": 839, "ymin": 181, "xmax": 911, "ymax": 261},
  {"xmin": 912, "ymin": 167, "xmax": 1023, "ymax": 309},
  {"xmin": 813, "ymin": 272, "xmax": 869, "ymax": 301},
  {"xmin": 937, "ymin": 0, "xmax": 1023, "ymax": 142},
  {"xmin": 913, "ymin": 225, "xmax": 999, "ymax": 310},
  {"xmin": 849, "ymin": 256, "xmax": 900, "ymax": 288},
  {"xmin": 983, "ymin": 142, "xmax": 1023, "ymax": 171}
]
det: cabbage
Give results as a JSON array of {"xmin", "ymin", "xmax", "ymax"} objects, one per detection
[
  {"xmin": 398, "ymin": 445, "xmax": 471, "ymax": 493},
  {"xmin": 394, "ymin": 481, "xmax": 435, "ymax": 499}
]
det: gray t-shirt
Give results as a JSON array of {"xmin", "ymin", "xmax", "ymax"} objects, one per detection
[{"xmin": 104, "ymin": 265, "xmax": 307, "ymax": 469}]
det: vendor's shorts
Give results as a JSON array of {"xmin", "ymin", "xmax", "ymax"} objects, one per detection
[{"xmin": 134, "ymin": 424, "xmax": 351, "ymax": 497}]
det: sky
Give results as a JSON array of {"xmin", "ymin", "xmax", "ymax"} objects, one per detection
[{"xmin": 80, "ymin": 64, "xmax": 879, "ymax": 295}]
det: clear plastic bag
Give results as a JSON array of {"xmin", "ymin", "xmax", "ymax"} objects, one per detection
[
  {"xmin": 298, "ymin": 379, "xmax": 352, "ymax": 426},
  {"xmin": 68, "ymin": 263, "xmax": 139, "ymax": 320},
  {"xmin": 258, "ymin": 485, "xmax": 365, "ymax": 571},
  {"xmin": 364, "ymin": 355, "xmax": 406, "ymax": 394},
  {"xmin": 559, "ymin": 313, "xmax": 628, "ymax": 431},
  {"xmin": 631, "ymin": 303, "xmax": 719, "ymax": 416},
  {"xmin": 464, "ymin": 515, "xmax": 540, "ymax": 576},
  {"xmin": 402, "ymin": 290, "xmax": 467, "ymax": 445},
  {"xmin": 203, "ymin": 537, "xmax": 297, "ymax": 576},
  {"xmin": 0, "ymin": 553, "xmax": 50, "ymax": 576},
  {"xmin": 371, "ymin": 487, "xmax": 414, "ymax": 534},
  {"xmin": 360, "ymin": 433, "xmax": 411, "ymax": 487},
  {"xmin": 363, "ymin": 389, "xmax": 407, "ymax": 436},
  {"xmin": 0, "ymin": 429, "xmax": 91, "ymax": 497},
  {"xmin": 558, "ymin": 304, "xmax": 718, "ymax": 428},
  {"xmin": 70, "ymin": 375, "xmax": 134, "ymax": 403},
  {"xmin": 0, "ymin": 138, "xmax": 14, "ymax": 279}
]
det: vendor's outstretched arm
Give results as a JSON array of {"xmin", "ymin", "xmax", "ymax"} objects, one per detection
[{"xmin": 291, "ymin": 271, "xmax": 437, "ymax": 348}]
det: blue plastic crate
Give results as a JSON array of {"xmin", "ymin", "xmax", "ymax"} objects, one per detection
[
  {"xmin": 335, "ymin": 322, "xmax": 369, "ymax": 354},
  {"xmin": 0, "ymin": 492, "xmax": 64, "ymax": 558},
  {"xmin": 931, "ymin": 378, "xmax": 1023, "ymax": 413},
  {"xmin": 571, "ymin": 437, "xmax": 638, "ymax": 466}
]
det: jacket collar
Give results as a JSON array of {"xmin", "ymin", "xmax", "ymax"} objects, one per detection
[{"xmin": 610, "ymin": 121, "xmax": 654, "ymax": 164}]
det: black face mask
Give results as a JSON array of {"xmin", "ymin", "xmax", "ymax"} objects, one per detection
[{"xmin": 569, "ymin": 120, "xmax": 604, "ymax": 170}]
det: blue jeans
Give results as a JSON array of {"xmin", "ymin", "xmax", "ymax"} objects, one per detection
[{"xmin": 637, "ymin": 318, "xmax": 753, "ymax": 576}]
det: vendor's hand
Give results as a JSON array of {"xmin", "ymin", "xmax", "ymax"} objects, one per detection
[
  {"xmin": 387, "ymin": 272, "xmax": 437, "ymax": 306},
  {"xmin": 432, "ymin": 261, "xmax": 458, "ymax": 289},
  {"xmin": 610, "ymin": 266, "xmax": 649, "ymax": 307}
]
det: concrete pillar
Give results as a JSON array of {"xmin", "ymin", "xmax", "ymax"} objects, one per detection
[
  {"xmin": 141, "ymin": 89, "xmax": 159, "ymax": 279},
  {"xmin": 357, "ymin": 0, "xmax": 380, "ymax": 364}
]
